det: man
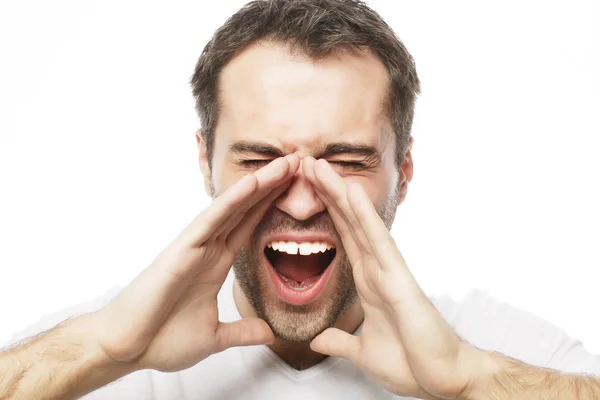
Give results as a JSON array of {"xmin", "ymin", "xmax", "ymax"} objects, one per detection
[{"xmin": 1, "ymin": 0, "xmax": 599, "ymax": 398}]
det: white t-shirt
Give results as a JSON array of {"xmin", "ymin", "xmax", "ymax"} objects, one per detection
[{"xmin": 5, "ymin": 271, "xmax": 600, "ymax": 400}]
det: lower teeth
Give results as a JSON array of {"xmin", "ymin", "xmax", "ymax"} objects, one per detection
[{"xmin": 277, "ymin": 271, "xmax": 315, "ymax": 289}]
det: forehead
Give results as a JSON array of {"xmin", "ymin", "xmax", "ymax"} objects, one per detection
[{"xmin": 216, "ymin": 42, "xmax": 392, "ymax": 152}]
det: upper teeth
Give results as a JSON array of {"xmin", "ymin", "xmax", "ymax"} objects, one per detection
[{"xmin": 267, "ymin": 241, "xmax": 334, "ymax": 255}]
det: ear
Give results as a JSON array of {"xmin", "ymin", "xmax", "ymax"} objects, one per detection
[
  {"xmin": 196, "ymin": 130, "xmax": 213, "ymax": 196},
  {"xmin": 397, "ymin": 136, "xmax": 414, "ymax": 206}
]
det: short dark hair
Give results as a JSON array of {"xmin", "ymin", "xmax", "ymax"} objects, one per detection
[{"xmin": 191, "ymin": 0, "xmax": 420, "ymax": 167}]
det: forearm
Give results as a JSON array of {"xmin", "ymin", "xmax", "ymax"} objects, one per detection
[
  {"xmin": 0, "ymin": 314, "xmax": 136, "ymax": 400},
  {"xmin": 465, "ymin": 350, "xmax": 600, "ymax": 400}
]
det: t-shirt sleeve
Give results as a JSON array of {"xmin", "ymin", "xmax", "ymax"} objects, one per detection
[{"xmin": 447, "ymin": 289, "xmax": 600, "ymax": 376}]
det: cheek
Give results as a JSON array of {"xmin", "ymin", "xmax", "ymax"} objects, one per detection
[
  {"xmin": 342, "ymin": 173, "xmax": 394, "ymax": 208},
  {"xmin": 211, "ymin": 163, "xmax": 250, "ymax": 195}
]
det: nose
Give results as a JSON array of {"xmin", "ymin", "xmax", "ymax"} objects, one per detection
[{"xmin": 275, "ymin": 160, "xmax": 326, "ymax": 221}]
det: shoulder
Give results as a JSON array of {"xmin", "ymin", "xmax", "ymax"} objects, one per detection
[{"xmin": 432, "ymin": 289, "xmax": 600, "ymax": 374}]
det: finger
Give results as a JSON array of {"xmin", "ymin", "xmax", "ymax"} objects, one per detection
[
  {"xmin": 178, "ymin": 173, "xmax": 257, "ymax": 247},
  {"xmin": 310, "ymin": 327, "xmax": 360, "ymax": 361},
  {"xmin": 302, "ymin": 157, "xmax": 364, "ymax": 261},
  {"xmin": 304, "ymin": 158, "xmax": 348, "ymax": 219},
  {"xmin": 182, "ymin": 155, "xmax": 298, "ymax": 247},
  {"xmin": 346, "ymin": 183, "xmax": 422, "ymax": 301},
  {"xmin": 347, "ymin": 183, "xmax": 407, "ymax": 274},
  {"xmin": 215, "ymin": 317, "xmax": 274, "ymax": 352},
  {"xmin": 213, "ymin": 209, "xmax": 246, "ymax": 241},
  {"xmin": 310, "ymin": 159, "xmax": 373, "ymax": 257},
  {"xmin": 253, "ymin": 153, "xmax": 299, "ymax": 192},
  {"xmin": 215, "ymin": 154, "xmax": 299, "ymax": 240},
  {"xmin": 226, "ymin": 178, "xmax": 293, "ymax": 251},
  {"xmin": 302, "ymin": 157, "xmax": 353, "ymax": 236},
  {"xmin": 207, "ymin": 155, "xmax": 295, "ymax": 241}
]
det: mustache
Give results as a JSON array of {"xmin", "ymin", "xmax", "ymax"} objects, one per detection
[{"xmin": 251, "ymin": 209, "xmax": 340, "ymax": 245}]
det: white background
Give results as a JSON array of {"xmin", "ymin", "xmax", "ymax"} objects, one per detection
[{"xmin": 1, "ymin": 0, "xmax": 599, "ymax": 353}]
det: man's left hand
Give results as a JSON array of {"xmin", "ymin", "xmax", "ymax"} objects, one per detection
[{"xmin": 302, "ymin": 157, "xmax": 483, "ymax": 400}]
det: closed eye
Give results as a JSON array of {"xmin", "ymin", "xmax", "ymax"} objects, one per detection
[
  {"xmin": 329, "ymin": 161, "xmax": 367, "ymax": 170},
  {"xmin": 239, "ymin": 159, "xmax": 367, "ymax": 170},
  {"xmin": 239, "ymin": 159, "xmax": 273, "ymax": 167}
]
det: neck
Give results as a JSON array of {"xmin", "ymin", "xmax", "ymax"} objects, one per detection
[{"xmin": 233, "ymin": 279, "xmax": 363, "ymax": 370}]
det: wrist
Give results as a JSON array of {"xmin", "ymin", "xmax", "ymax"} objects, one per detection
[
  {"xmin": 74, "ymin": 312, "xmax": 141, "ymax": 374},
  {"xmin": 15, "ymin": 313, "xmax": 138, "ymax": 399},
  {"xmin": 459, "ymin": 348, "xmax": 501, "ymax": 400},
  {"xmin": 54, "ymin": 313, "xmax": 139, "ymax": 397}
]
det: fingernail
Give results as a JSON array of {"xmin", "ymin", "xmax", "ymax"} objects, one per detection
[
  {"xmin": 284, "ymin": 154, "xmax": 300, "ymax": 168},
  {"xmin": 315, "ymin": 158, "xmax": 330, "ymax": 170}
]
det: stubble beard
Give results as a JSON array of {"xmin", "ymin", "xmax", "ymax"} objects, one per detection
[{"xmin": 232, "ymin": 192, "xmax": 398, "ymax": 343}]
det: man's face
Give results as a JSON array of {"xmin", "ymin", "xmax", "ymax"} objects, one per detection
[{"xmin": 200, "ymin": 42, "xmax": 410, "ymax": 342}]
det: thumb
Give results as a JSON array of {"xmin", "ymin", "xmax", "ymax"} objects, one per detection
[
  {"xmin": 215, "ymin": 318, "xmax": 274, "ymax": 352},
  {"xmin": 310, "ymin": 327, "xmax": 360, "ymax": 360}
]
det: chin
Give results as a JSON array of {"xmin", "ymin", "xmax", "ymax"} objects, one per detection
[{"xmin": 233, "ymin": 235, "xmax": 357, "ymax": 343}]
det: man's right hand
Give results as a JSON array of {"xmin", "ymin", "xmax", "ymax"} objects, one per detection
[{"xmin": 93, "ymin": 154, "xmax": 299, "ymax": 373}]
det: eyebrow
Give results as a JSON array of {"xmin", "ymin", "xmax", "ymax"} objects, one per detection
[
  {"xmin": 320, "ymin": 143, "xmax": 379, "ymax": 160},
  {"xmin": 229, "ymin": 141, "xmax": 285, "ymax": 157},
  {"xmin": 229, "ymin": 140, "xmax": 380, "ymax": 161}
]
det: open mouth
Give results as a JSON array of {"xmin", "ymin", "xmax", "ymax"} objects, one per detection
[
  {"xmin": 262, "ymin": 239, "xmax": 337, "ymax": 305},
  {"xmin": 264, "ymin": 241, "xmax": 336, "ymax": 289}
]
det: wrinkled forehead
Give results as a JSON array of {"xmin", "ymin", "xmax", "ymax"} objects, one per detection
[{"xmin": 214, "ymin": 42, "xmax": 394, "ymax": 155}]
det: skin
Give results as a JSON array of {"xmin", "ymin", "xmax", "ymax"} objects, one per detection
[
  {"xmin": 96, "ymin": 155, "xmax": 302, "ymax": 372},
  {"xmin": 303, "ymin": 157, "xmax": 476, "ymax": 399},
  {"xmin": 196, "ymin": 41, "xmax": 414, "ymax": 370},
  {"xmin": 91, "ymin": 40, "xmax": 600, "ymax": 400},
  {"xmin": 3, "ymin": 37, "xmax": 597, "ymax": 400}
]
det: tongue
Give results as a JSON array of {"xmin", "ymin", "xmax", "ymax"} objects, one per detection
[{"xmin": 276, "ymin": 254, "xmax": 324, "ymax": 282}]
